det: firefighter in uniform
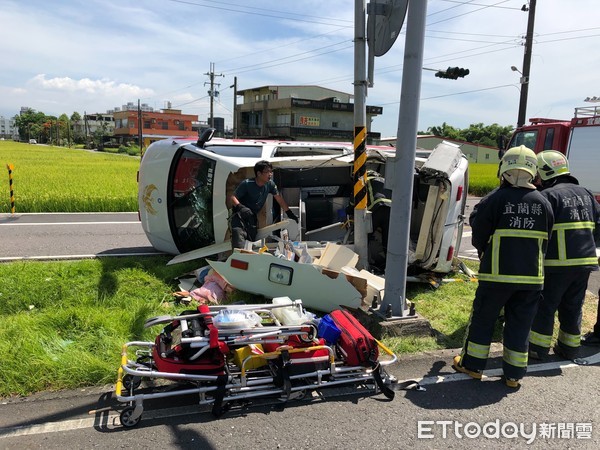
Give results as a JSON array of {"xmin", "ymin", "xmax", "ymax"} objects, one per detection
[
  {"xmin": 529, "ymin": 151, "xmax": 600, "ymax": 360},
  {"xmin": 453, "ymin": 146, "xmax": 554, "ymax": 388}
]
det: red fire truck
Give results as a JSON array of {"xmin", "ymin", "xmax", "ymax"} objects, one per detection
[{"xmin": 506, "ymin": 105, "xmax": 600, "ymax": 199}]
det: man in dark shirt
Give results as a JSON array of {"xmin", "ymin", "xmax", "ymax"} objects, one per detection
[{"xmin": 229, "ymin": 160, "xmax": 298, "ymax": 249}]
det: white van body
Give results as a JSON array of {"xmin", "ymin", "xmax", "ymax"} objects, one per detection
[
  {"xmin": 138, "ymin": 137, "xmax": 469, "ymax": 274},
  {"xmin": 566, "ymin": 116, "xmax": 600, "ymax": 198}
]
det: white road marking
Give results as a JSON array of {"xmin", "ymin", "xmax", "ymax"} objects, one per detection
[
  {"xmin": 0, "ymin": 221, "xmax": 138, "ymax": 226},
  {"xmin": 412, "ymin": 351, "xmax": 600, "ymax": 387},
  {"xmin": 0, "ymin": 253, "xmax": 162, "ymax": 262}
]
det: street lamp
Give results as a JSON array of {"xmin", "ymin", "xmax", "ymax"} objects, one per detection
[
  {"xmin": 584, "ymin": 96, "xmax": 600, "ymax": 103},
  {"xmin": 511, "ymin": 66, "xmax": 527, "ymax": 85}
]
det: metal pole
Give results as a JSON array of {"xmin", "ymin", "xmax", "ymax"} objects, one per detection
[
  {"xmin": 6, "ymin": 164, "xmax": 15, "ymax": 214},
  {"xmin": 138, "ymin": 99, "xmax": 143, "ymax": 152},
  {"xmin": 517, "ymin": 0, "xmax": 536, "ymax": 127},
  {"xmin": 209, "ymin": 62, "xmax": 215, "ymax": 128},
  {"xmin": 381, "ymin": 0, "xmax": 428, "ymax": 318},
  {"xmin": 231, "ymin": 76, "xmax": 238, "ymax": 138},
  {"xmin": 353, "ymin": 0, "xmax": 369, "ymax": 270}
]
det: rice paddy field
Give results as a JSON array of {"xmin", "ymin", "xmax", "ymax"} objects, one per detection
[{"xmin": 0, "ymin": 141, "xmax": 139, "ymax": 213}]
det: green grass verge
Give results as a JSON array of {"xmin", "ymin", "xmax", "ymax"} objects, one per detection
[
  {"xmin": 0, "ymin": 257, "xmax": 200, "ymax": 397},
  {"xmin": 0, "ymin": 141, "xmax": 139, "ymax": 213}
]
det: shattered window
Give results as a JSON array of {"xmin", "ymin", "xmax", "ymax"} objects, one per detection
[{"xmin": 170, "ymin": 149, "xmax": 216, "ymax": 252}]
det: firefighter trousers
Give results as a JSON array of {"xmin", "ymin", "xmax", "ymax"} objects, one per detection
[
  {"xmin": 529, "ymin": 271, "xmax": 590, "ymax": 357},
  {"xmin": 461, "ymin": 284, "xmax": 541, "ymax": 380}
]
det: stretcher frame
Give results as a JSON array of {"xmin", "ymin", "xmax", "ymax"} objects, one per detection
[{"xmin": 114, "ymin": 303, "xmax": 397, "ymax": 428}]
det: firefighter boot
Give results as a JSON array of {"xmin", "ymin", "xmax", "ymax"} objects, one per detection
[
  {"xmin": 553, "ymin": 343, "xmax": 580, "ymax": 361},
  {"xmin": 452, "ymin": 355, "xmax": 482, "ymax": 380},
  {"xmin": 528, "ymin": 343, "xmax": 549, "ymax": 361},
  {"xmin": 581, "ymin": 332, "xmax": 600, "ymax": 347},
  {"xmin": 503, "ymin": 377, "xmax": 521, "ymax": 389}
]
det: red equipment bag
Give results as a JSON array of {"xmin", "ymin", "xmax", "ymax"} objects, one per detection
[
  {"xmin": 328, "ymin": 309, "xmax": 394, "ymax": 399},
  {"xmin": 329, "ymin": 309, "xmax": 378, "ymax": 367}
]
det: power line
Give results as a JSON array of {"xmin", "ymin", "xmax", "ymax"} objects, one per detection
[
  {"xmin": 146, "ymin": 2, "xmax": 596, "ymax": 110},
  {"xmin": 222, "ymin": 40, "xmax": 352, "ymax": 74},
  {"xmin": 165, "ymin": 0, "xmax": 352, "ymax": 27},
  {"xmin": 428, "ymin": 0, "xmax": 512, "ymax": 26},
  {"xmin": 438, "ymin": 0, "xmax": 523, "ymax": 10},
  {"xmin": 376, "ymin": 84, "xmax": 521, "ymax": 107},
  {"xmin": 215, "ymin": 27, "xmax": 349, "ymax": 66}
]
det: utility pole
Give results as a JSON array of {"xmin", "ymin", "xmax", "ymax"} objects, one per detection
[
  {"xmin": 137, "ymin": 99, "xmax": 143, "ymax": 153},
  {"xmin": 517, "ymin": 0, "xmax": 536, "ymax": 127},
  {"xmin": 84, "ymin": 111, "xmax": 90, "ymax": 148},
  {"xmin": 205, "ymin": 63, "xmax": 224, "ymax": 129},
  {"xmin": 353, "ymin": 0, "xmax": 369, "ymax": 270},
  {"xmin": 231, "ymin": 76, "xmax": 238, "ymax": 138}
]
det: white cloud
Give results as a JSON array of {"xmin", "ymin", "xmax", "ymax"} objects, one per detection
[{"xmin": 29, "ymin": 75, "xmax": 154, "ymax": 98}]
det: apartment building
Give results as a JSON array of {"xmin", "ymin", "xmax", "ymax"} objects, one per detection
[{"xmin": 235, "ymin": 85, "xmax": 382, "ymax": 143}]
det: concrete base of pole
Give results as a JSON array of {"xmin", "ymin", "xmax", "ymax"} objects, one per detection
[
  {"xmin": 351, "ymin": 308, "xmax": 433, "ymax": 340},
  {"xmin": 377, "ymin": 313, "xmax": 433, "ymax": 338}
]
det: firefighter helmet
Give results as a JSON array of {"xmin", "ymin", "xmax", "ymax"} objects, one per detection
[
  {"xmin": 499, "ymin": 145, "xmax": 538, "ymax": 179},
  {"xmin": 537, "ymin": 150, "xmax": 570, "ymax": 181}
]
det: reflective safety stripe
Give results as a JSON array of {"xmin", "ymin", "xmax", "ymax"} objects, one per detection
[
  {"xmin": 483, "ymin": 228, "xmax": 546, "ymax": 284},
  {"xmin": 466, "ymin": 341, "xmax": 490, "ymax": 360},
  {"xmin": 493, "ymin": 229, "xmax": 549, "ymax": 239},
  {"xmin": 552, "ymin": 221, "xmax": 595, "ymax": 231},
  {"xmin": 529, "ymin": 330, "xmax": 552, "ymax": 348},
  {"xmin": 478, "ymin": 273, "xmax": 544, "ymax": 284},
  {"xmin": 503, "ymin": 346, "xmax": 528, "ymax": 368},
  {"xmin": 558, "ymin": 329, "xmax": 580, "ymax": 348},
  {"xmin": 545, "ymin": 257, "xmax": 598, "ymax": 267},
  {"xmin": 546, "ymin": 222, "xmax": 597, "ymax": 267}
]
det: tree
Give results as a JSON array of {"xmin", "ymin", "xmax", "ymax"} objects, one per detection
[
  {"xmin": 13, "ymin": 109, "xmax": 46, "ymax": 142},
  {"xmin": 58, "ymin": 113, "xmax": 70, "ymax": 147},
  {"xmin": 421, "ymin": 122, "xmax": 514, "ymax": 148},
  {"xmin": 69, "ymin": 112, "xmax": 85, "ymax": 145},
  {"xmin": 426, "ymin": 122, "xmax": 461, "ymax": 140}
]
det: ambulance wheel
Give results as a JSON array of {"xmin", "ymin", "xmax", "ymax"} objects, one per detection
[
  {"xmin": 122, "ymin": 375, "xmax": 142, "ymax": 391},
  {"xmin": 120, "ymin": 406, "xmax": 142, "ymax": 428}
]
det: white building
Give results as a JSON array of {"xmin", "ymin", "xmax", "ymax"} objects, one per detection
[{"xmin": 0, "ymin": 115, "xmax": 18, "ymax": 140}]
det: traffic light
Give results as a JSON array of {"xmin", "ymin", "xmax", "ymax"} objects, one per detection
[{"xmin": 435, "ymin": 67, "xmax": 470, "ymax": 80}]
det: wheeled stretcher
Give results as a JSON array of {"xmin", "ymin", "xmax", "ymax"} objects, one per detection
[{"xmin": 114, "ymin": 301, "xmax": 397, "ymax": 428}]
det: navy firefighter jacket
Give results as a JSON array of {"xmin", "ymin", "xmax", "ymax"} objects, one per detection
[
  {"xmin": 470, "ymin": 185, "xmax": 554, "ymax": 290},
  {"xmin": 539, "ymin": 175, "xmax": 600, "ymax": 273}
]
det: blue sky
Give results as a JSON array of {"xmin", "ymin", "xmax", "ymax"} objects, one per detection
[{"xmin": 1, "ymin": 0, "xmax": 599, "ymax": 137}]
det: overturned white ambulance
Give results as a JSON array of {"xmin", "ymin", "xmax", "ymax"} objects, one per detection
[{"xmin": 137, "ymin": 132, "xmax": 468, "ymax": 310}]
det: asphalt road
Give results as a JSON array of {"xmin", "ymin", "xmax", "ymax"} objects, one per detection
[{"xmin": 0, "ymin": 212, "xmax": 163, "ymax": 261}]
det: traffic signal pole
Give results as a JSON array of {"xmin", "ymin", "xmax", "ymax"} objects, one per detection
[{"xmin": 381, "ymin": 0, "xmax": 428, "ymax": 318}]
